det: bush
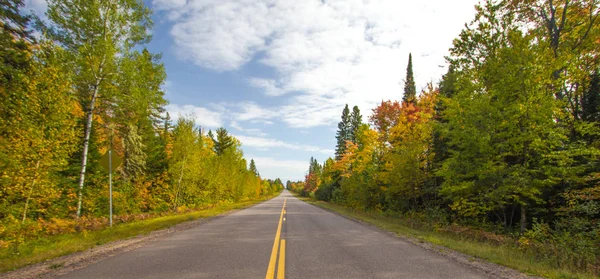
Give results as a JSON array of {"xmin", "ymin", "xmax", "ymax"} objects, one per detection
[{"xmin": 315, "ymin": 183, "xmax": 334, "ymax": 201}]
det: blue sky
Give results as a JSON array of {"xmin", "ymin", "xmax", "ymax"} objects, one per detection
[{"xmin": 25, "ymin": 0, "xmax": 480, "ymax": 182}]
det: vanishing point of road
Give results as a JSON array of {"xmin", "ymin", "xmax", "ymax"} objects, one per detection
[{"xmin": 59, "ymin": 190, "xmax": 491, "ymax": 279}]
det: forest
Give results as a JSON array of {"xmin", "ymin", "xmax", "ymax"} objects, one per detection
[
  {"xmin": 0, "ymin": 0, "xmax": 283, "ymax": 249},
  {"xmin": 290, "ymin": 0, "xmax": 600, "ymax": 273}
]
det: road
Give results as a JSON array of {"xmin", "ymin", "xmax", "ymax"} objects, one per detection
[{"xmin": 60, "ymin": 190, "xmax": 490, "ymax": 279}]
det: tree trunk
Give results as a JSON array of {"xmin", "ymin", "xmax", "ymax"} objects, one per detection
[
  {"xmin": 76, "ymin": 82, "xmax": 100, "ymax": 218},
  {"xmin": 520, "ymin": 204, "xmax": 527, "ymax": 234},
  {"xmin": 173, "ymin": 159, "xmax": 185, "ymax": 211},
  {"xmin": 22, "ymin": 160, "xmax": 41, "ymax": 223}
]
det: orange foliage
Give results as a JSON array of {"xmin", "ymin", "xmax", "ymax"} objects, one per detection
[{"xmin": 370, "ymin": 100, "xmax": 402, "ymax": 143}]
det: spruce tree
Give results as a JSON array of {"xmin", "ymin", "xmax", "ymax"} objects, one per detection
[
  {"xmin": 403, "ymin": 53, "xmax": 417, "ymax": 105},
  {"xmin": 335, "ymin": 104, "xmax": 351, "ymax": 160},
  {"xmin": 249, "ymin": 159, "xmax": 259, "ymax": 176},
  {"xmin": 349, "ymin": 105, "xmax": 362, "ymax": 143},
  {"xmin": 582, "ymin": 69, "xmax": 600, "ymax": 122},
  {"xmin": 212, "ymin": 127, "xmax": 234, "ymax": 155}
]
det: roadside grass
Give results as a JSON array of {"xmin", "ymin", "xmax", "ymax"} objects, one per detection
[
  {"xmin": 295, "ymin": 195, "xmax": 595, "ymax": 279},
  {"xmin": 0, "ymin": 194, "xmax": 279, "ymax": 273}
]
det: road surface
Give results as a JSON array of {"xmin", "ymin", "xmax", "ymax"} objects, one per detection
[{"xmin": 60, "ymin": 190, "xmax": 490, "ymax": 279}]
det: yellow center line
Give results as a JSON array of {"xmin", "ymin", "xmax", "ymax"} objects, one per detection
[
  {"xmin": 265, "ymin": 198, "xmax": 286, "ymax": 279},
  {"xmin": 277, "ymin": 239, "xmax": 286, "ymax": 279}
]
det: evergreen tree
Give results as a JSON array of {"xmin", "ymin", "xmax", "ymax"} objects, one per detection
[
  {"xmin": 249, "ymin": 159, "xmax": 259, "ymax": 177},
  {"xmin": 582, "ymin": 69, "xmax": 600, "ymax": 122},
  {"xmin": 350, "ymin": 105, "xmax": 363, "ymax": 143},
  {"xmin": 212, "ymin": 127, "xmax": 234, "ymax": 155},
  {"xmin": 402, "ymin": 53, "xmax": 417, "ymax": 105},
  {"xmin": 335, "ymin": 104, "xmax": 351, "ymax": 160}
]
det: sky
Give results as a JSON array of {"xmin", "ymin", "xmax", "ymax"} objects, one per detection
[{"xmin": 25, "ymin": 0, "xmax": 480, "ymax": 182}]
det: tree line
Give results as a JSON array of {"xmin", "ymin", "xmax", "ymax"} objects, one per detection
[
  {"xmin": 292, "ymin": 0, "xmax": 599, "ymax": 272},
  {"xmin": 0, "ymin": 0, "xmax": 282, "ymax": 247}
]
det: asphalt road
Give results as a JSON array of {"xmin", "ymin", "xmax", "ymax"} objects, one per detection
[{"xmin": 60, "ymin": 190, "xmax": 491, "ymax": 279}]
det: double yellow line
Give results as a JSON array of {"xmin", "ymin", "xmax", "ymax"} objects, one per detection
[{"xmin": 266, "ymin": 198, "xmax": 286, "ymax": 279}]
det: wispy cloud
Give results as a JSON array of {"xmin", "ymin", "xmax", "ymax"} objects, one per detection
[
  {"xmin": 235, "ymin": 135, "xmax": 333, "ymax": 155},
  {"xmin": 248, "ymin": 78, "xmax": 286, "ymax": 96},
  {"xmin": 233, "ymin": 101, "xmax": 279, "ymax": 122},
  {"xmin": 165, "ymin": 104, "xmax": 223, "ymax": 128},
  {"xmin": 154, "ymin": 0, "xmax": 479, "ymax": 128},
  {"xmin": 230, "ymin": 121, "xmax": 268, "ymax": 137}
]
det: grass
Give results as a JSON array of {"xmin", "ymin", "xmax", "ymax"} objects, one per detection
[
  {"xmin": 0, "ymin": 194, "xmax": 279, "ymax": 273},
  {"xmin": 296, "ymin": 195, "xmax": 596, "ymax": 279}
]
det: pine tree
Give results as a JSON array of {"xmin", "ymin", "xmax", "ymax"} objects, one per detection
[
  {"xmin": 582, "ymin": 69, "xmax": 600, "ymax": 122},
  {"xmin": 335, "ymin": 104, "xmax": 351, "ymax": 160},
  {"xmin": 350, "ymin": 106, "xmax": 363, "ymax": 143},
  {"xmin": 403, "ymin": 53, "xmax": 417, "ymax": 105},
  {"xmin": 212, "ymin": 127, "xmax": 234, "ymax": 155},
  {"xmin": 249, "ymin": 159, "xmax": 259, "ymax": 177}
]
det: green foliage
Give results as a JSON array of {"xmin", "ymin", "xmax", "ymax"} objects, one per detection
[
  {"xmin": 349, "ymin": 105, "xmax": 363, "ymax": 143},
  {"xmin": 402, "ymin": 53, "xmax": 416, "ymax": 104},
  {"xmin": 335, "ymin": 104, "xmax": 351, "ymax": 160}
]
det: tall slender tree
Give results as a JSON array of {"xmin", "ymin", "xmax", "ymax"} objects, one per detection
[
  {"xmin": 350, "ymin": 106, "xmax": 363, "ymax": 143},
  {"xmin": 46, "ymin": 0, "xmax": 153, "ymax": 217},
  {"xmin": 335, "ymin": 104, "xmax": 351, "ymax": 160},
  {"xmin": 403, "ymin": 53, "xmax": 417, "ymax": 105},
  {"xmin": 249, "ymin": 159, "xmax": 259, "ymax": 177}
]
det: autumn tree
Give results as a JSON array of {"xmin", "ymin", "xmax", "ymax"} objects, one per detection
[
  {"xmin": 383, "ymin": 86, "xmax": 437, "ymax": 211},
  {"xmin": 370, "ymin": 100, "xmax": 402, "ymax": 144},
  {"xmin": 45, "ymin": 0, "xmax": 153, "ymax": 217}
]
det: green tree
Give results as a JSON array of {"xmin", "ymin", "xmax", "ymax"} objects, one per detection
[
  {"xmin": 212, "ymin": 127, "xmax": 234, "ymax": 155},
  {"xmin": 249, "ymin": 159, "xmax": 259, "ymax": 177},
  {"xmin": 402, "ymin": 53, "xmax": 416, "ymax": 105},
  {"xmin": 440, "ymin": 2, "xmax": 565, "ymax": 231},
  {"xmin": 335, "ymin": 104, "xmax": 351, "ymax": 160},
  {"xmin": 349, "ymin": 105, "xmax": 363, "ymax": 143},
  {"xmin": 46, "ymin": 0, "xmax": 153, "ymax": 217}
]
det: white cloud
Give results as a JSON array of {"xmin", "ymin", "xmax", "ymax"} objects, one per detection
[
  {"xmin": 165, "ymin": 104, "xmax": 223, "ymax": 128},
  {"xmin": 233, "ymin": 101, "xmax": 278, "ymax": 122},
  {"xmin": 155, "ymin": 0, "xmax": 479, "ymax": 128},
  {"xmin": 246, "ymin": 155, "xmax": 309, "ymax": 182},
  {"xmin": 248, "ymin": 78, "xmax": 286, "ymax": 96},
  {"xmin": 230, "ymin": 121, "xmax": 269, "ymax": 137},
  {"xmin": 235, "ymin": 135, "xmax": 333, "ymax": 155}
]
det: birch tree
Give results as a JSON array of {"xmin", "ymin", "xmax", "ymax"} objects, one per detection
[{"xmin": 45, "ymin": 0, "xmax": 152, "ymax": 217}]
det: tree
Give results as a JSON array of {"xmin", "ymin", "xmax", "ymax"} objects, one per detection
[
  {"xmin": 335, "ymin": 104, "xmax": 351, "ymax": 160},
  {"xmin": 46, "ymin": 0, "xmax": 153, "ymax": 217},
  {"xmin": 440, "ymin": 2, "xmax": 565, "ymax": 231},
  {"xmin": 249, "ymin": 159, "xmax": 259, "ymax": 177},
  {"xmin": 212, "ymin": 127, "xmax": 234, "ymax": 155},
  {"xmin": 402, "ymin": 53, "xmax": 417, "ymax": 105},
  {"xmin": 384, "ymin": 85, "xmax": 437, "ymax": 211},
  {"xmin": 349, "ymin": 105, "xmax": 363, "ymax": 143},
  {"xmin": 370, "ymin": 100, "xmax": 402, "ymax": 144}
]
